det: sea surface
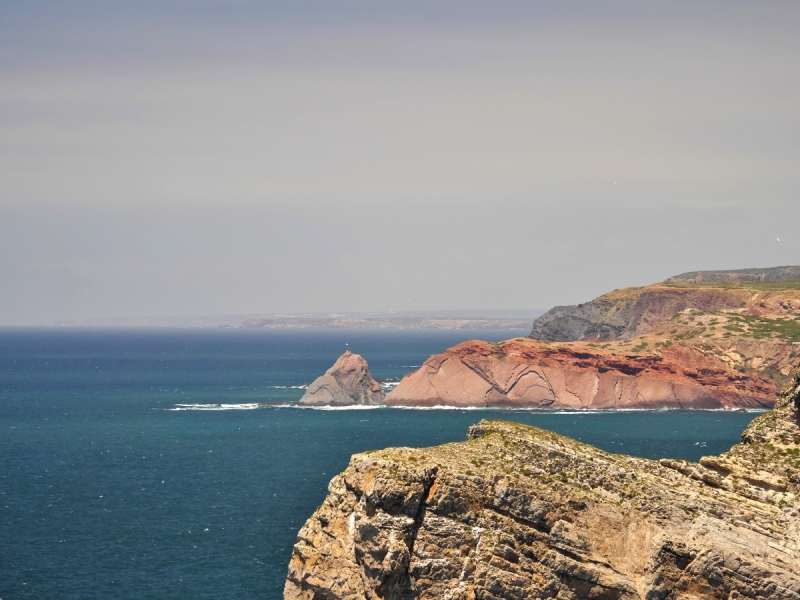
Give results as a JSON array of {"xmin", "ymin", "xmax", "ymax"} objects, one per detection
[{"xmin": 0, "ymin": 328, "xmax": 761, "ymax": 599}]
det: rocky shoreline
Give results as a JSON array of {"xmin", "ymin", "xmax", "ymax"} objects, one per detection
[
  {"xmin": 284, "ymin": 368, "xmax": 800, "ymax": 599},
  {"xmin": 299, "ymin": 351, "xmax": 385, "ymax": 406}
]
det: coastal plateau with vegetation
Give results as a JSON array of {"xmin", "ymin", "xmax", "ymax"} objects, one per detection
[{"xmin": 383, "ymin": 266, "xmax": 800, "ymax": 410}]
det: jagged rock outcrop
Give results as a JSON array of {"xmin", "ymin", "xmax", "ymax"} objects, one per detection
[
  {"xmin": 532, "ymin": 286, "xmax": 756, "ymax": 342},
  {"xmin": 383, "ymin": 339, "xmax": 776, "ymax": 409},
  {"xmin": 298, "ymin": 351, "xmax": 385, "ymax": 406},
  {"xmin": 285, "ymin": 369, "xmax": 800, "ymax": 599}
]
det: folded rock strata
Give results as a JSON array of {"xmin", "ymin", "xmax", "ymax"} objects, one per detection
[
  {"xmin": 298, "ymin": 351, "xmax": 385, "ymax": 406},
  {"xmin": 384, "ymin": 339, "xmax": 776, "ymax": 409},
  {"xmin": 285, "ymin": 370, "xmax": 800, "ymax": 599}
]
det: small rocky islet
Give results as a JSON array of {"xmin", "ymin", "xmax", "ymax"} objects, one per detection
[{"xmin": 298, "ymin": 350, "xmax": 385, "ymax": 407}]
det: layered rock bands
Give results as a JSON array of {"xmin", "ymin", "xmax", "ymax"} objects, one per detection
[{"xmin": 384, "ymin": 339, "xmax": 776, "ymax": 410}]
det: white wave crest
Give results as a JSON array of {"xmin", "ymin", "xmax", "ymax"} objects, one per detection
[
  {"xmin": 293, "ymin": 404, "xmax": 384, "ymax": 411},
  {"xmin": 269, "ymin": 385, "xmax": 308, "ymax": 389},
  {"xmin": 169, "ymin": 403, "xmax": 261, "ymax": 411}
]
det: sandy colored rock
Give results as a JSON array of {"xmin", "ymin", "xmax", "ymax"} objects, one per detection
[
  {"xmin": 285, "ymin": 369, "xmax": 800, "ymax": 599},
  {"xmin": 298, "ymin": 351, "xmax": 385, "ymax": 406}
]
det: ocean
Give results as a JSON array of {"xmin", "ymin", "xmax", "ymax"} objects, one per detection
[{"xmin": 0, "ymin": 328, "xmax": 761, "ymax": 599}]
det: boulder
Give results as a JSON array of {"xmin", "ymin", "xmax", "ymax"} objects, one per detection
[{"xmin": 298, "ymin": 351, "xmax": 385, "ymax": 406}]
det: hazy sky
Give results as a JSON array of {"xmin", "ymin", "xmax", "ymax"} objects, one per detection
[{"xmin": 1, "ymin": 1, "xmax": 798, "ymax": 324}]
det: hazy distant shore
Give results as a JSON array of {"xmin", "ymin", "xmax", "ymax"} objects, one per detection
[
  {"xmin": 45, "ymin": 310, "xmax": 544, "ymax": 329},
  {"xmin": 239, "ymin": 317, "xmax": 534, "ymax": 330}
]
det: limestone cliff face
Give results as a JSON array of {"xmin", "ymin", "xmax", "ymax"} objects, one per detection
[
  {"xmin": 298, "ymin": 351, "xmax": 385, "ymax": 406},
  {"xmin": 530, "ymin": 269, "xmax": 800, "ymax": 344},
  {"xmin": 531, "ymin": 285, "xmax": 759, "ymax": 342},
  {"xmin": 285, "ymin": 371, "xmax": 800, "ymax": 599},
  {"xmin": 383, "ymin": 339, "xmax": 776, "ymax": 409}
]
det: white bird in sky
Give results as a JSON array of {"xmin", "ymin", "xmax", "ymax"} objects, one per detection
[{"xmin": 777, "ymin": 237, "xmax": 780, "ymax": 242}]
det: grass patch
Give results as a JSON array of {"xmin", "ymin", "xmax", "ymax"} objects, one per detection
[{"xmin": 663, "ymin": 280, "xmax": 800, "ymax": 291}]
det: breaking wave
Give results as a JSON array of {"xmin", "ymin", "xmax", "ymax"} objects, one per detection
[{"xmin": 169, "ymin": 403, "xmax": 261, "ymax": 411}]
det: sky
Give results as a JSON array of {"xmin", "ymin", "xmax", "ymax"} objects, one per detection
[{"xmin": 1, "ymin": 1, "xmax": 798, "ymax": 324}]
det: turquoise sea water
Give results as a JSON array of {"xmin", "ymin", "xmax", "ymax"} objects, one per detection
[{"xmin": 0, "ymin": 328, "xmax": 761, "ymax": 599}]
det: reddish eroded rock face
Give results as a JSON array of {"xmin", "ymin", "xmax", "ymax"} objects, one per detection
[{"xmin": 384, "ymin": 339, "xmax": 777, "ymax": 409}]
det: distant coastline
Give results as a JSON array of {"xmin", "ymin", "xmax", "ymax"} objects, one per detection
[
  {"xmin": 46, "ymin": 309, "xmax": 544, "ymax": 329},
  {"xmin": 239, "ymin": 317, "xmax": 534, "ymax": 330}
]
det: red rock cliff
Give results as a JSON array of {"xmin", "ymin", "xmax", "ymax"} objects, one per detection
[{"xmin": 384, "ymin": 339, "xmax": 777, "ymax": 409}]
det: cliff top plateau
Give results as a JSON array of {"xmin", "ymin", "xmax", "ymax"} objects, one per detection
[
  {"xmin": 286, "ymin": 367, "xmax": 800, "ymax": 599},
  {"xmin": 530, "ymin": 270, "xmax": 800, "ymax": 343},
  {"xmin": 665, "ymin": 266, "xmax": 800, "ymax": 285},
  {"xmin": 298, "ymin": 351, "xmax": 385, "ymax": 406}
]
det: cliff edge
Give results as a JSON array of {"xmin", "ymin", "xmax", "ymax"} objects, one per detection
[
  {"xmin": 298, "ymin": 351, "xmax": 385, "ymax": 406},
  {"xmin": 285, "ymin": 369, "xmax": 800, "ymax": 599}
]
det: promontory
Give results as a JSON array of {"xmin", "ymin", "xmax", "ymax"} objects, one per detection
[
  {"xmin": 385, "ymin": 266, "xmax": 800, "ymax": 409},
  {"xmin": 285, "ymin": 365, "xmax": 800, "ymax": 599}
]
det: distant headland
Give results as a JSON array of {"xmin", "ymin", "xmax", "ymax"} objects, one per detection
[{"xmin": 49, "ymin": 309, "xmax": 544, "ymax": 329}]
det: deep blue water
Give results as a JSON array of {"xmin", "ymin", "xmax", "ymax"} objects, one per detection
[{"xmin": 0, "ymin": 328, "xmax": 760, "ymax": 599}]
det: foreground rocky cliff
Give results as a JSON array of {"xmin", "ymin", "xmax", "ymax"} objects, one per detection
[
  {"xmin": 285, "ymin": 370, "xmax": 800, "ymax": 599},
  {"xmin": 299, "ymin": 351, "xmax": 385, "ymax": 406}
]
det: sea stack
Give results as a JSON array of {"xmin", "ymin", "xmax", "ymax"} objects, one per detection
[{"xmin": 298, "ymin": 351, "xmax": 385, "ymax": 406}]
